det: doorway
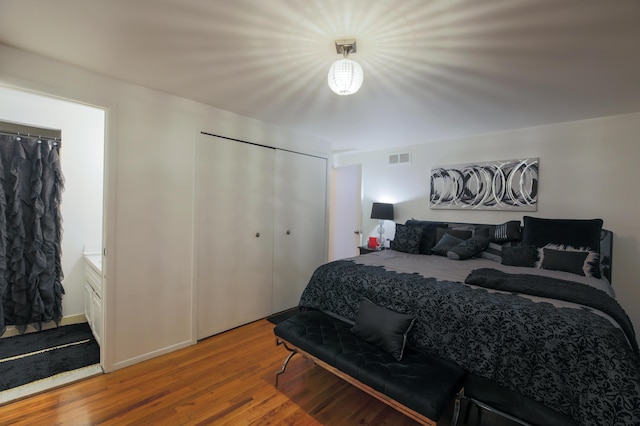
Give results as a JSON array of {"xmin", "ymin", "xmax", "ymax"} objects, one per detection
[
  {"xmin": 0, "ymin": 86, "xmax": 105, "ymax": 399},
  {"xmin": 329, "ymin": 164, "xmax": 362, "ymax": 261}
]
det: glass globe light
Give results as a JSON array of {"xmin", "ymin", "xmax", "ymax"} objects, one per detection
[{"xmin": 328, "ymin": 58, "xmax": 364, "ymax": 96}]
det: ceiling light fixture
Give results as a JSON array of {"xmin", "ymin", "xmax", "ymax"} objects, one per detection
[{"xmin": 328, "ymin": 39, "xmax": 363, "ymax": 96}]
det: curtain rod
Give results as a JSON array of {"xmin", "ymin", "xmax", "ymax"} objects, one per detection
[
  {"xmin": 0, "ymin": 130, "xmax": 60, "ymax": 143},
  {"xmin": 200, "ymin": 131, "xmax": 326, "ymax": 160},
  {"xmin": 0, "ymin": 120, "xmax": 61, "ymax": 141}
]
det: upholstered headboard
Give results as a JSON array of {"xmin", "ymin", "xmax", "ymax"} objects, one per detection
[
  {"xmin": 404, "ymin": 219, "xmax": 613, "ymax": 283},
  {"xmin": 600, "ymin": 229, "xmax": 613, "ymax": 283}
]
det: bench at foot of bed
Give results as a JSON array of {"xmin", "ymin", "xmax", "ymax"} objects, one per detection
[{"xmin": 273, "ymin": 310, "xmax": 465, "ymax": 426}]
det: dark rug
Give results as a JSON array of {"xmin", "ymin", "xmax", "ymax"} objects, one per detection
[
  {"xmin": 267, "ymin": 308, "xmax": 300, "ymax": 325},
  {"xmin": 0, "ymin": 322, "xmax": 100, "ymax": 391}
]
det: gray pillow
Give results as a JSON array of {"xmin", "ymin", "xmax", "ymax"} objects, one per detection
[
  {"xmin": 351, "ymin": 299, "xmax": 415, "ymax": 360},
  {"xmin": 431, "ymin": 233, "xmax": 464, "ymax": 256},
  {"xmin": 447, "ymin": 236, "xmax": 490, "ymax": 260},
  {"xmin": 479, "ymin": 241, "xmax": 518, "ymax": 263}
]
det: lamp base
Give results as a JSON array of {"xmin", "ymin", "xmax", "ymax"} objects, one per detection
[{"xmin": 377, "ymin": 220, "xmax": 386, "ymax": 249}]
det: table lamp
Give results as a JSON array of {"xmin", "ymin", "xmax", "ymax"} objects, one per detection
[{"xmin": 370, "ymin": 202, "xmax": 394, "ymax": 249}]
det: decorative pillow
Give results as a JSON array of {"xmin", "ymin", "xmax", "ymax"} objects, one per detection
[
  {"xmin": 447, "ymin": 224, "xmax": 476, "ymax": 232},
  {"xmin": 522, "ymin": 216, "xmax": 603, "ymax": 278},
  {"xmin": 390, "ymin": 224, "xmax": 423, "ymax": 254},
  {"xmin": 435, "ymin": 227, "xmax": 472, "ymax": 244},
  {"xmin": 473, "ymin": 226, "xmax": 492, "ymax": 238},
  {"xmin": 479, "ymin": 241, "xmax": 519, "ymax": 263},
  {"xmin": 501, "ymin": 245, "xmax": 539, "ymax": 267},
  {"xmin": 351, "ymin": 299, "xmax": 415, "ymax": 361},
  {"xmin": 445, "ymin": 223, "xmax": 492, "ymax": 238},
  {"xmin": 431, "ymin": 233, "xmax": 464, "ymax": 256},
  {"xmin": 536, "ymin": 244, "xmax": 599, "ymax": 277},
  {"xmin": 405, "ymin": 220, "xmax": 447, "ymax": 254},
  {"xmin": 491, "ymin": 220, "xmax": 522, "ymax": 243},
  {"xmin": 447, "ymin": 236, "xmax": 490, "ymax": 260}
]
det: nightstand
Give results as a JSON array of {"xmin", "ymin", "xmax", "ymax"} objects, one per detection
[{"xmin": 358, "ymin": 246, "xmax": 384, "ymax": 255}]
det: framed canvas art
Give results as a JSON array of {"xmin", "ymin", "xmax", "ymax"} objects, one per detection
[{"xmin": 430, "ymin": 158, "xmax": 538, "ymax": 210}]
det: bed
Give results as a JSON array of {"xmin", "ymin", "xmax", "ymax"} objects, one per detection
[{"xmin": 298, "ymin": 217, "xmax": 640, "ymax": 425}]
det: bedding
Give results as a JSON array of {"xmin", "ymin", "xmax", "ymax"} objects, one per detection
[{"xmin": 298, "ymin": 248, "xmax": 640, "ymax": 425}]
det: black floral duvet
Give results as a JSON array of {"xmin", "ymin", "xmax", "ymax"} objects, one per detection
[{"xmin": 298, "ymin": 259, "xmax": 640, "ymax": 426}]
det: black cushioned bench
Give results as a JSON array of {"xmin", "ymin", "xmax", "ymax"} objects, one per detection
[{"xmin": 273, "ymin": 310, "xmax": 465, "ymax": 425}]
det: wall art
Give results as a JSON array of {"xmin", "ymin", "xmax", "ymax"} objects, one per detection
[{"xmin": 430, "ymin": 158, "xmax": 538, "ymax": 210}]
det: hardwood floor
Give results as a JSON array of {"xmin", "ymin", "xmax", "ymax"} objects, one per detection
[{"xmin": 0, "ymin": 318, "xmax": 513, "ymax": 425}]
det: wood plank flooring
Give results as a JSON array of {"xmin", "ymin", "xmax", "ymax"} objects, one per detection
[{"xmin": 0, "ymin": 318, "xmax": 514, "ymax": 425}]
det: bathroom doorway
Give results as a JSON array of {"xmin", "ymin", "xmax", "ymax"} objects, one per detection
[{"xmin": 0, "ymin": 86, "xmax": 105, "ymax": 400}]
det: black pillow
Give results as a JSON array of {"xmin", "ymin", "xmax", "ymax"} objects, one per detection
[
  {"xmin": 351, "ymin": 299, "xmax": 415, "ymax": 361},
  {"xmin": 522, "ymin": 216, "xmax": 603, "ymax": 278},
  {"xmin": 473, "ymin": 226, "xmax": 492, "ymax": 238},
  {"xmin": 390, "ymin": 224, "xmax": 424, "ymax": 254},
  {"xmin": 447, "ymin": 236, "xmax": 490, "ymax": 260},
  {"xmin": 491, "ymin": 221, "xmax": 522, "ymax": 243},
  {"xmin": 447, "ymin": 224, "xmax": 476, "ymax": 233},
  {"xmin": 435, "ymin": 227, "xmax": 472, "ymax": 244},
  {"xmin": 536, "ymin": 244, "xmax": 599, "ymax": 277},
  {"xmin": 405, "ymin": 220, "xmax": 447, "ymax": 254},
  {"xmin": 522, "ymin": 217, "xmax": 603, "ymax": 249},
  {"xmin": 501, "ymin": 246, "xmax": 539, "ymax": 267},
  {"xmin": 431, "ymin": 233, "xmax": 464, "ymax": 256}
]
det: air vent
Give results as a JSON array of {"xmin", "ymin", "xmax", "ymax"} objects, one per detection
[{"xmin": 388, "ymin": 152, "xmax": 411, "ymax": 165}]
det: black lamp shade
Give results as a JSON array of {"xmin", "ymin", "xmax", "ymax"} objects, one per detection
[{"xmin": 370, "ymin": 202, "xmax": 394, "ymax": 220}]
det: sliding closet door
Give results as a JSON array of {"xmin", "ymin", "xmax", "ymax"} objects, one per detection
[
  {"xmin": 272, "ymin": 150, "xmax": 327, "ymax": 313},
  {"xmin": 195, "ymin": 135, "xmax": 274, "ymax": 339}
]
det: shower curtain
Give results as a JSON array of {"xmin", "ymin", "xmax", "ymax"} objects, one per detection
[{"xmin": 0, "ymin": 134, "xmax": 65, "ymax": 335}]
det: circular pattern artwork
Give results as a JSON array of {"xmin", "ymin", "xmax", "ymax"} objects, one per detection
[{"xmin": 430, "ymin": 158, "xmax": 538, "ymax": 210}]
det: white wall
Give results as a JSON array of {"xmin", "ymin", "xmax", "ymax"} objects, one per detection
[
  {"xmin": 0, "ymin": 87, "xmax": 104, "ymax": 322},
  {"xmin": 0, "ymin": 44, "xmax": 331, "ymax": 372},
  {"xmin": 335, "ymin": 112, "xmax": 640, "ymax": 346}
]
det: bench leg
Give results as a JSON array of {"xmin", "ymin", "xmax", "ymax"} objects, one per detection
[
  {"xmin": 451, "ymin": 390, "xmax": 463, "ymax": 426},
  {"xmin": 275, "ymin": 339, "xmax": 298, "ymax": 387}
]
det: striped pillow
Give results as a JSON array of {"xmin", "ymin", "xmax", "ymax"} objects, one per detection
[
  {"xmin": 480, "ymin": 242, "xmax": 503, "ymax": 262},
  {"xmin": 491, "ymin": 221, "xmax": 522, "ymax": 243},
  {"xmin": 480, "ymin": 241, "xmax": 520, "ymax": 262}
]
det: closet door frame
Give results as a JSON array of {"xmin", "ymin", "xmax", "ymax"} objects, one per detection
[
  {"xmin": 195, "ymin": 134, "xmax": 275, "ymax": 340},
  {"xmin": 272, "ymin": 150, "xmax": 328, "ymax": 313}
]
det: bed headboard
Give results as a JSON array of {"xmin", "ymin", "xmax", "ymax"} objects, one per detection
[
  {"xmin": 405, "ymin": 219, "xmax": 614, "ymax": 284},
  {"xmin": 600, "ymin": 229, "xmax": 613, "ymax": 283}
]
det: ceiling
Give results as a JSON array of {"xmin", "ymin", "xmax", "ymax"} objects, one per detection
[{"xmin": 1, "ymin": 0, "xmax": 640, "ymax": 153}]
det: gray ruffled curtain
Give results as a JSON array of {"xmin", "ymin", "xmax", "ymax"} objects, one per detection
[{"xmin": 0, "ymin": 134, "xmax": 65, "ymax": 335}]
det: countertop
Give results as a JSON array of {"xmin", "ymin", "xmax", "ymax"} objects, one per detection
[{"xmin": 84, "ymin": 253, "xmax": 102, "ymax": 273}]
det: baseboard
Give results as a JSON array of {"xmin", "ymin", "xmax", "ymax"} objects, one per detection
[
  {"xmin": 1, "ymin": 314, "xmax": 87, "ymax": 339},
  {"xmin": 110, "ymin": 338, "xmax": 195, "ymax": 372}
]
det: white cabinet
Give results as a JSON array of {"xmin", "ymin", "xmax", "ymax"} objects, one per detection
[
  {"xmin": 195, "ymin": 134, "xmax": 327, "ymax": 340},
  {"xmin": 84, "ymin": 255, "xmax": 102, "ymax": 345}
]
